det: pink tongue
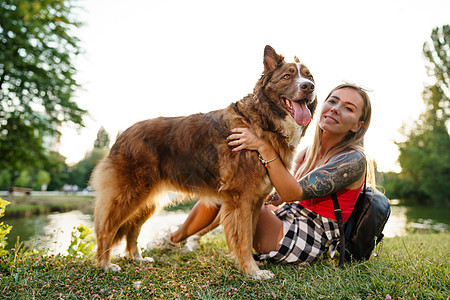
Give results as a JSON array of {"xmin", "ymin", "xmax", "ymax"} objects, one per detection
[{"xmin": 292, "ymin": 102, "xmax": 312, "ymax": 126}]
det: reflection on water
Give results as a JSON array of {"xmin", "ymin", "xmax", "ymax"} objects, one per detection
[
  {"xmin": 5, "ymin": 211, "xmax": 94, "ymax": 253},
  {"xmin": 383, "ymin": 206, "xmax": 409, "ymax": 237},
  {"xmin": 384, "ymin": 204, "xmax": 449, "ymax": 237},
  {"xmin": 4, "ymin": 203, "xmax": 449, "ymax": 255},
  {"xmin": 5, "ymin": 210, "xmax": 189, "ymax": 255}
]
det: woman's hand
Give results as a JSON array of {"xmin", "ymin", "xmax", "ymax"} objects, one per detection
[
  {"xmin": 227, "ymin": 119, "xmax": 267, "ymax": 152},
  {"xmin": 227, "ymin": 121, "xmax": 303, "ymax": 203}
]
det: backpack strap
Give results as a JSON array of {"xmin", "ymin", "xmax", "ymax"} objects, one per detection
[
  {"xmin": 331, "ymin": 192, "xmax": 346, "ymax": 267},
  {"xmin": 332, "ymin": 177, "xmax": 367, "ymax": 267}
]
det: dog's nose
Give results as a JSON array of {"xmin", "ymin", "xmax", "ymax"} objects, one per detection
[{"xmin": 300, "ymin": 82, "xmax": 315, "ymax": 93}]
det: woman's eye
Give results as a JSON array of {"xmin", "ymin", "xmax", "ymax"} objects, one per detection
[
  {"xmin": 346, "ymin": 107, "xmax": 354, "ymax": 112},
  {"xmin": 283, "ymin": 74, "xmax": 291, "ymax": 80}
]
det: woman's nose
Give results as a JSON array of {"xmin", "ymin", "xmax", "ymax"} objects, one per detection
[{"xmin": 330, "ymin": 105, "xmax": 338, "ymax": 114}]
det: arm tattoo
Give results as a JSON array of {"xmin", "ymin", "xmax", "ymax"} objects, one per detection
[{"xmin": 299, "ymin": 149, "xmax": 366, "ymax": 200}]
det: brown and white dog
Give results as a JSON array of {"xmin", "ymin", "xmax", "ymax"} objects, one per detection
[{"xmin": 90, "ymin": 45, "xmax": 317, "ymax": 279}]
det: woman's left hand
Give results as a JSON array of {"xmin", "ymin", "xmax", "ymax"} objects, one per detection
[{"xmin": 227, "ymin": 119, "xmax": 263, "ymax": 152}]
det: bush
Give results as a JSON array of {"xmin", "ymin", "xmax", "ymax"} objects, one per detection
[{"xmin": 0, "ymin": 198, "xmax": 12, "ymax": 255}]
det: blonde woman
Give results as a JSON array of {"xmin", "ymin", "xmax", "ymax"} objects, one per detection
[{"xmin": 150, "ymin": 83, "xmax": 374, "ymax": 264}]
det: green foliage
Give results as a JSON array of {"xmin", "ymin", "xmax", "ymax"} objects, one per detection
[
  {"xmin": 423, "ymin": 25, "xmax": 450, "ymax": 109},
  {"xmin": 380, "ymin": 171, "xmax": 412, "ymax": 201},
  {"xmin": 8, "ymin": 168, "xmax": 53, "ymax": 190},
  {"xmin": 396, "ymin": 115, "xmax": 450, "ymax": 205},
  {"xmin": 94, "ymin": 126, "xmax": 111, "ymax": 150},
  {"xmin": 391, "ymin": 25, "xmax": 450, "ymax": 206},
  {"xmin": 35, "ymin": 169, "xmax": 50, "ymax": 190},
  {"xmin": 0, "ymin": 0, "xmax": 86, "ymax": 181},
  {"xmin": 69, "ymin": 148, "xmax": 108, "ymax": 189},
  {"xmin": 67, "ymin": 224, "xmax": 95, "ymax": 258},
  {"xmin": 43, "ymin": 151, "xmax": 69, "ymax": 191},
  {"xmin": 0, "ymin": 198, "xmax": 12, "ymax": 255},
  {"xmin": 0, "ymin": 170, "xmax": 12, "ymax": 189},
  {"xmin": 0, "ymin": 115, "xmax": 45, "ymax": 175},
  {"xmin": 14, "ymin": 170, "xmax": 31, "ymax": 187}
]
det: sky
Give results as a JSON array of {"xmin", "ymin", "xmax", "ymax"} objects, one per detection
[{"xmin": 58, "ymin": 0, "xmax": 450, "ymax": 172}]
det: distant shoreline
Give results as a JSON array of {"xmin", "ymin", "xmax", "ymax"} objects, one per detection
[
  {"xmin": 2, "ymin": 193, "xmax": 94, "ymax": 218},
  {"xmin": 1, "ymin": 192, "xmax": 196, "ymax": 218}
]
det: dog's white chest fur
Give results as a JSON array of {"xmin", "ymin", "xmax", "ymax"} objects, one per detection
[{"xmin": 283, "ymin": 115, "xmax": 304, "ymax": 147}]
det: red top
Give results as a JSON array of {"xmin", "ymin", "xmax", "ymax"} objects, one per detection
[{"xmin": 299, "ymin": 186, "xmax": 362, "ymax": 222}]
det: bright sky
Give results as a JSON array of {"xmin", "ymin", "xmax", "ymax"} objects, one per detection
[{"xmin": 59, "ymin": 0, "xmax": 450, "ymax": 172}]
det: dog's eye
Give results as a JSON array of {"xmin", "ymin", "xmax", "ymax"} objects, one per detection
[
  {"xmin": 283, "ymin": 74, "xmax": 291, "ymax": 80},
  {"xmin": 307, "ymin": 74, "xmax": 314, "ymax": 80}
]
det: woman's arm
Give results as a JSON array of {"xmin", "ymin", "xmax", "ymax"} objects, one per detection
[
  {"xmin": 298, "ymin": 149, "xmax": 366, "ymax": 200},
  {"xmin": 228, "ymin": 124, "xmax": 366, "ymax": 203},
  {"xmin": 259, "ymin": 147, "xmax": 366, "ymax": 203}
]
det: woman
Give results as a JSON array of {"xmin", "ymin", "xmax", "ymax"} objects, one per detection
[{"xmin": 149, "ymin": 83, "xmax": 374, "ymax": 264}]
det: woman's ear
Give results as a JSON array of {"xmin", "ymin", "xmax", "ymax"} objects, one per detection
[{"xmin": 351, "ymin": 121, "xmax": 364, "ymax": 133}]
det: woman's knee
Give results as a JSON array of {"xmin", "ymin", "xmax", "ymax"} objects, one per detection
[{"xmin": 253, "ymin": 206, "xmax": 283, "ymax": 254}]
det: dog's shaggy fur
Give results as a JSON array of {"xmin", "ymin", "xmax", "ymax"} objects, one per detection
[{"xmin": 91, "ymin": 45, "xmax": 317, "ymax": 279}]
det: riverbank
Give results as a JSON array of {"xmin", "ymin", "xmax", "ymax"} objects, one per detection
[
  {"xmin": 0, "ymin": 231, "xmax": 448, "ymax": 299},
  {"xmin": 2, "ymin": 194, "xmax": 94, "ymax": 217},
  {"xmin": 1, "ymin": 192, "xmax": 196, "ymax": 218}
]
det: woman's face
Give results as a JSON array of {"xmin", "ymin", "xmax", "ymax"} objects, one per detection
[{"xmin": 319, "ymin": 87, "xmax": 365, "ymax": 137}]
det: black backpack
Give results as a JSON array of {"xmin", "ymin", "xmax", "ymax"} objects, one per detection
[{"xmin": 332, "ymin": 186, "xmax": 391, "ymax": 266}]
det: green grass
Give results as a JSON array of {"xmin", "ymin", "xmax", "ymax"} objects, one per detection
[{"xmin": 0, "ymin": 231, "xmax": 448, "ymax": 299}]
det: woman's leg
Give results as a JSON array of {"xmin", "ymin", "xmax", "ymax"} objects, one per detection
[
  {"xmin": 170, "ymin": 201, "xmax": 220, "ymax": 243},
  {"xmin": 194, "ymin": 212, "xmax": 221, "ymax": 236},
  {"xmin": 253, "ymin": 205, "xmax": 284, "ymax": 254}
]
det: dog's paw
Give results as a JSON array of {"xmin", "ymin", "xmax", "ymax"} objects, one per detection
[
  {"xmin": 252, "ymin": 269, "xmax": 274, "ymax": 280},
  {"xmin": 136, "ymin": 256, "xmax": 155, "ymax": 263},
  {"xmin": 105, "ymin": 263, "xmax": 121, "ymax": 272}
]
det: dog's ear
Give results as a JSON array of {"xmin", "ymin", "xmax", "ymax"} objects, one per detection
[
  {"xmin": 294, "ymin": 56, "xmax": 300, "ymax": 63},
  {"xmin": 264, "ymin": 45, "xmax": 284, "ymax": 73}
]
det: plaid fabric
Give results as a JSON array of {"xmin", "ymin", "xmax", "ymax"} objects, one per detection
[{"xmin": 258, "ymin": 203, "xmax": 340, "ymax": 264}]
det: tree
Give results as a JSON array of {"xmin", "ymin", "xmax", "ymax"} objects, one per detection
[
  {"xmin": 93, "ymin": 127, "xmax": 110, "ymax": 150},
  {"xmin": 393, "ymin": 25, "xmax": 450, "ymax": 206},
  {"xmin": 423, "ymin": 25, "xmax": 450, "ymax": 116},
  {"xmin": 0, "ymin": 0, "xmax": 86, "ymax": 185},
  {"xmin": 15, "ymin": 170, "xmax": 31, "ymax": 187},
  {"xmin": 0, "ymin": 170, "xmax": 11, "ymax": 190},
  {"xmin": 44, "ymin": 151, "xmax": 69, "ymax": 191},
  {"xmin": 35, "ymin": 169, "xmax": 51, "ymax": 190},
  {"xmin": 68, "ymin": 148, "xmax": 107, "ymax": 189}
]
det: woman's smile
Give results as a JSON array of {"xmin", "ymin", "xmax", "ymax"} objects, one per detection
[{"xmin": 323, "ymin": 115, "xmax": 339, "ymax": 124}]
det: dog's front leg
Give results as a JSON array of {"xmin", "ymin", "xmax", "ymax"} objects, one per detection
[{"xmin": 221, "ymin": 199, "xmax": 274, "ymax": 280}]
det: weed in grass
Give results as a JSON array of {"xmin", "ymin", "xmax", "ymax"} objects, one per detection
[
  {"xmin": 67, "ymin": 224, "xmax": 95, "ymax": 258},
  {"xmin": 0, "ymin": 198, "xmax": 12, "ymax": 255}
]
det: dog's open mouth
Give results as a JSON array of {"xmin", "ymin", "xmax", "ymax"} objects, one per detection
[{"xmin": 281, "ymin": 97, "xmax": 312, "ymax": 126}]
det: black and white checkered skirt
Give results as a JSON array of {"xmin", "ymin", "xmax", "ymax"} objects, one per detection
[{"xmin": 257, "ymin": 203, "xmax": 340, "ymax": 264}]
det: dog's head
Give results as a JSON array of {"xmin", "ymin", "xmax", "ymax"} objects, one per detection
[{"xmin": 257, "ymin": 45, "xmax": 317, "ymax": 128}]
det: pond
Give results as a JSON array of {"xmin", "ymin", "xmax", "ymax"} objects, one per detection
[
  {"xmin": 3, "ymin": 202, "xmax": 449, "ymax": 255},
  {"xmin": 4, "ymin": 209, "xmax": 190, "ymax": 255}
]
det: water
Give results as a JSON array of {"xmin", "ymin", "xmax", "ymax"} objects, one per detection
[
  {"xmin": 4, "ymin": 202, "xmax": 449, "ymax": 255},
  {"xmin": 4, "ymin": 210, "xmax": 189, "ymax": 255}
]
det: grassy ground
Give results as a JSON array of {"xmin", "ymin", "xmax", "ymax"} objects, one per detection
[{"xmin": 0, "ymin": 230, "xmax": 448, "ymax": 299}]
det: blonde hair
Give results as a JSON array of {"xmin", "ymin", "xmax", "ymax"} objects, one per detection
[{"xmin": 297, "ymin": 83, "xmax": 375, "ymax": 187}]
